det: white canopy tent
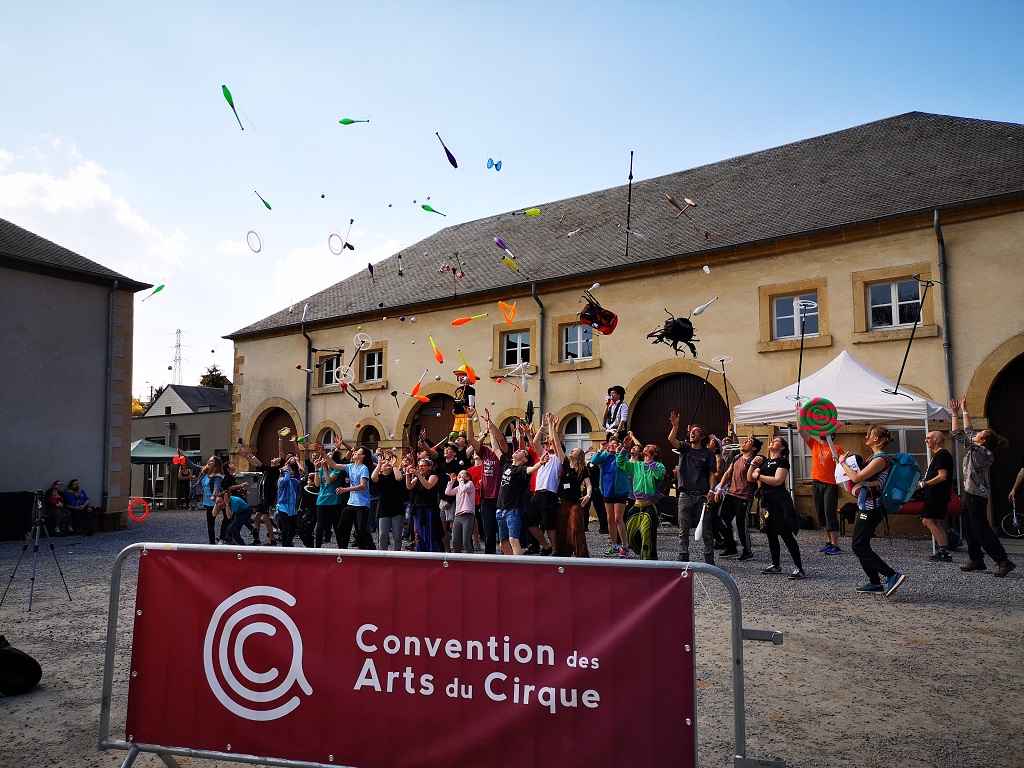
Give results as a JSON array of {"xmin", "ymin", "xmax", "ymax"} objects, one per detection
[{"xmin": 732, "ymin": 350, "xmax": 951, "ymax": 427}]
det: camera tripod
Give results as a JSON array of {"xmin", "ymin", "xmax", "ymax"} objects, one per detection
[{"xmin": 1, "ymin": 490, "xmax": 72, "ymax": 611}]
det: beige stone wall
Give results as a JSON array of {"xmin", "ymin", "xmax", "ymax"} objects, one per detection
[
  {"xmin": 233, "ymin": 205, "xmax": 1024, "ymax": 471},
  {"xmin": 108, "ymin": 288, "xmax": 135, "ymax": 521}
]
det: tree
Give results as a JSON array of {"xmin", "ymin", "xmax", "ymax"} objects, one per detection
[
  {"xmin": 131, "ymin": 397, "xmax": 147, "ymax": 417},
  {"xmin": 200, "ymin": 365, "xmax": 231, "ymax": 388}
]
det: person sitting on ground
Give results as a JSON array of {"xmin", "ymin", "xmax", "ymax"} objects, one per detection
[
  {"xmin": 44, "ymin": 481, "xmax": 72, "ymax": 535},
  {"xmin": 63, "ymin": 479, "xmax": 96, "ymax": 535}
]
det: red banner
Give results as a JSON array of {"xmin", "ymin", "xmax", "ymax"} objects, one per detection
[{"xmin": 126, "ymin": 549, "xmax": 696, "ymax": 768}]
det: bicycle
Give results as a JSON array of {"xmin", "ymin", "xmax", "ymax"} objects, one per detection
[{"xmin": 1003, "ymin": 498, "xmax": 1024, "ymax": 538}]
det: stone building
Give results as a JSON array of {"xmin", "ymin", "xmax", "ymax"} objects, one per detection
[{"xmin": 227, "ymin": 112, "xmax": 1024, "ymax": 524}]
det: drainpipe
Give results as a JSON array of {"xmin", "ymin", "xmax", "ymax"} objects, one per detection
[
  {"xmin": 102, "ymin": 280, "xmax": 118, "ymax": 513},
  {"xmin": 531, "ymin": 282, "xmax": 545, "ymax": 417},
  {"xmin": 934, "ymin": 210, "xmax": 954, "ymax": 401},
  {"xmin": 300, "ymin": 313, "xmax": 312, "ymax": 439}
]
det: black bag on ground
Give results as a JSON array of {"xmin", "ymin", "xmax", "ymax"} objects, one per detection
[{"xmin": 0, "ymin": 636, "xmax": 42, "ymax": 696}]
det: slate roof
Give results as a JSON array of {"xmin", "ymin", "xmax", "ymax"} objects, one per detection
[
  {"xmin": 0, "ymin": 217, "xmax": 151, "ymax": 290},
  {"xmin": 166, "ymin": 384, "xmax": 233, "ymax": 413},
  {"xmin": 229, "ymin": 112, "xmax": 1024, "ymax": 340}
]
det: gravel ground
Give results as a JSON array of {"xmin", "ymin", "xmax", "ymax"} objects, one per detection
[{"xmin": 0, "ymin": 509, "xmax": 1021, "ymax": 768}]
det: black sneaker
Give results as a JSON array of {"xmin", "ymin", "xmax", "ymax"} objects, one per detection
[
  {"xmin": 927, "ymin": 552, "xmax": 953, "ymax": 562},
  {"xmin": 736, "ymin": 551, "xmax": 753, "ymax": 561},
  {"xmin": 540, "ymin": 547, "xmax": 553, "ymax": 557},
  {"xmin": 720, "ymin": 549, "xmax": 739, "ymax": 558},
  {"xmin": 761, "ymin": 565, "xmax": 782, "ymax": 574}
]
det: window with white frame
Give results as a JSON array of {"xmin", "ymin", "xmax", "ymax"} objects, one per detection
[
  {"xmin": 869, "ymin": 280, "xmax": 920, "ymax": 329},
  {"xmin": 318, "ymin": 428, "xmax": 337, "ymax": 451},
  {"xmin": 786, "ymin": 428, "xmax": 812, "ymax": 483},
  {"xmin": 321, "ymin": 355, "xmax": 340, "ymax": 387},
  {"xmin": 562, "ymin": 325, "xmax": 593, "ymax": 362},
  {"xmin": 772, "ymin": 293, "xmax": 819, "ymax": 340},
  {"xmin": 502, "ymin": 330, "xmax": 531, "ymax": 368},
  {"xmin": 888, "ymin": 426, "xmax": 927, "ymax": 473},
  {"xmin": 362, "ymin": 349, "xmax": 383, "ymax": 382},
  {"xmin": 561, "ymin": 415, "xmax": 593, "ymax": 453}
]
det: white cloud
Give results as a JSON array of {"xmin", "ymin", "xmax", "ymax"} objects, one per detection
[
  {"xmin": 0, "ymin": 145, "xmax": 186, "ymax": 282},
  {"xmin": 215, "ymin": 238, "xmax": 250, "ymax": 256},
  {"xmin": 272, "ymin": 236, "xmax": 402, "ymax": 309}
]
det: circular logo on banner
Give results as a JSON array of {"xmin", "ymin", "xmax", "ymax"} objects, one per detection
[{"xmin": 203, "ymin": 586, "xmax": 313, "ymax": 721}]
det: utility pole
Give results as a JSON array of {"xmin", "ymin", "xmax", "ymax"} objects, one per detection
[{"xmin": 172, "ymin": 328, "xmax": 183, "ymax": 385}]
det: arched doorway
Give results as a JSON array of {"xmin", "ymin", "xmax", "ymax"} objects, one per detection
[
  {"xmin": 410, "ymin": 394, "xmax": 456, "ymax": 447},
  {"xmin": 986, "ymin": 352, "xmax": 1024, "ymax": 531},
  {"xmin": 256, "ymin": 407, "xmax": 297, "ymax": 462},
  {"xmin": 631, "ymin": 372, "xmax": 729, "ymax": 485},
  {"xmin": 359, "ymin": 425, "xmax": 381, "ymax": 454}
]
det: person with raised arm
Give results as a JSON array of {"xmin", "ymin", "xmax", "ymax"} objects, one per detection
[
  {"xmin": 951, "ymin": 397, "xmax": 1015, "ymax": 577},
  {"xmin": 465, "ymin": 405, "xmax": 502, "ymax": 553},
  {"xmin": 616, "ymin": 431, "xmax": 666, "ymax": 560},
  {"xmin": 548, "ymin": 413, "xmax": 593, "ymax": 557},
  {"xmin": 667, "ymin": 411, "xmax": 718, "ymax": 563}
]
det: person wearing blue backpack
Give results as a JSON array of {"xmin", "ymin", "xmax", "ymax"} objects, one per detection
[
  {"xmin": 951, "ymin": 397, "xmax": 1016, "ymax": 578},
  {"xmin": 837, "ymin": 427, "xmax": 906, "ymax": 597}
]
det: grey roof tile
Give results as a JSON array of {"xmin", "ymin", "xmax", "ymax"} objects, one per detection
[{"xmin": 0, "ymin": 217, "xmax": 151, "ymax": 290}]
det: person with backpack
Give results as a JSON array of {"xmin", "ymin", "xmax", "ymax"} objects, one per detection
[
  {"xmin": 951, "ymin": 397, "xmax": 1016, "ymax": 578},
  {"xmin": 837, "ymin": 427, "xmax": 906, "ymax": 596},
  {"xmin": 748, "ymin": 437, "xmax": 805, "ymax": 579}
]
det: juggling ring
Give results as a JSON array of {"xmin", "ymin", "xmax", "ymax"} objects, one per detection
[
  {"xmin": 337, "ymin": 365, "xmax": 355, "ymax": 384},
  {"xmin": 328, "ymin": 229, "xmax": 346, "ymax": 255},
  {"xmin": 711, "ymin": 355, "xmax": 734, "ymax": 365},
  {"xmin": 128, "ymin": 498, "xmax": 150, "ymax": 522},
  {"xmin": 246, "ymin": 230, "xmax": 263, "ymax": 254},
  {"xmin": 353, "ymin": 332, "xmax": 372, "ymax": 350}
]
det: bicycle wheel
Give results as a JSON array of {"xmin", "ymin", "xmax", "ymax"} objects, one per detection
[{"xmin": 1002, "ymin": 513, "xmax": 1024, "ymax": 538}]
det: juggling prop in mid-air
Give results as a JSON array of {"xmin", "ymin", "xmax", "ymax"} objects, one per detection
[
  {"xmin": 428, "ymin": 335, "xmax": 443, "ymax": 364},
  {"xmin": 422, "ymin": 204, "xmax": 445, "ymax": 216},
  {"xmin": 254, "ymin": 191, "xmax": 271, "ymax": 210},
  {"xmin": 436, "ymin": 132, "xmax": 458, "ymax": 168},
  {"xmin": 142, "ymin": 284, "xmax": 165, "ymax": 302},
  {"xmin": 339, "ymin": 118, "xmax": 369, "ymax": 125},
  {"xmin": 646, "ymin": 308, "xmax": 699, "ymax": 357},
  {"xmin": 451, "ymin": 314, "xmax": 487, "ymax": 326},
  {"xmin": 487, "ymin": 158, "xmax": 502, "ymax": 171},
  {"xmin": 493, "ymin": 237, "xmax": 520, "ymax": 272},
  {"xmin": 577, "ymin": 287, "xmax": 618, "ymax": 335},
  {"xmin": 221, "ymin": 84, "xmax": 243, "ymax": 130},
  {"xmin": 498, "ymin": 300, "xmax": 517, "ymax": 325}
]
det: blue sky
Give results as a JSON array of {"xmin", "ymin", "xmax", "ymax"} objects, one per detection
[{"xmin": 1, "ymin": 1, "xmax": 1021, "ymax": 398}]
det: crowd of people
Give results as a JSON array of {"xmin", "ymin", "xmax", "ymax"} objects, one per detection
[{"xmin": 178, "ymin": 386, "xmax": 1016, "ymax": 593}]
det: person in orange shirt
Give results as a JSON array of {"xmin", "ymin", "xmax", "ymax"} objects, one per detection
[{"xmin": 797, "ymin": 407, "xmax": 841, "ymax": 555}]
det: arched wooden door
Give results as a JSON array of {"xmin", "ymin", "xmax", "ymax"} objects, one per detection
[
  {"xmin": 630, "ymin": 373, "xmax": 729, "ymax": 488},
  {"xmin": 409, "ymin": 394, "xmax": 456, "ymax": 447},
  {"xmin": 256, "ymin": 408, "xmax": 297, "ymax": 462},
  {"xmin": 986, "ymin": 352, "xmax": 1024, "ymax": 533}
]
